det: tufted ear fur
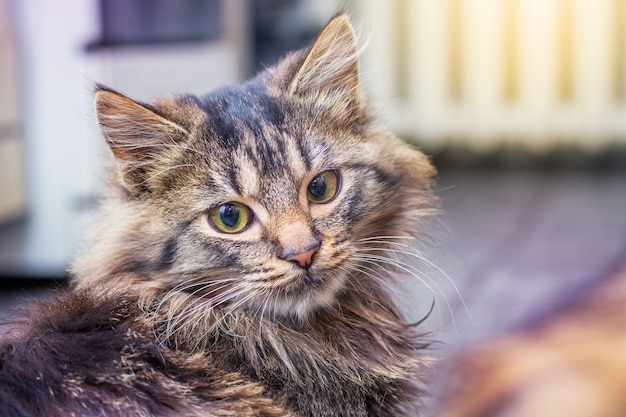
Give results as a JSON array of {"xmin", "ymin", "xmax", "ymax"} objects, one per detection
[
  {"xmin": 94, "ymin": 87, "xmax": 189, "ymax": 190},
  {"xmin": 289, "ymin": 15, "xmax": 361, "ymax": 111}
]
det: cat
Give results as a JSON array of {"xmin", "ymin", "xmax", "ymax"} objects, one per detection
[
  {"xmin": 0, "ymin": 14, "xmax": 438, "ymax": 417},
  {"xmin": 436, "ymin": 265, "xmax": 626, "ymax": 417}
]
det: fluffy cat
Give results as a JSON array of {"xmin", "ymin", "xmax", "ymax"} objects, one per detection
[{"xmin": 0, "ymin": 15, "xmax": 437, "ymax": 417}]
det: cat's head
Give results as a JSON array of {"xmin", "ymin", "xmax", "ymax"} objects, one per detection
[{"xmin": 76, "ymin": 15, "xmax": 436, "ymax": 321}]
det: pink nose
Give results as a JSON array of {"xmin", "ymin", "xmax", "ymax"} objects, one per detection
[{"xmin": 286, "ymin": 247, "xmax": 318, "ymax": 269}]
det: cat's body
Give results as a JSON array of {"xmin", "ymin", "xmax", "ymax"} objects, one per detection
[
  {"xmin": 0, "ymin": 284, "xmax": 425, "ymax": 417},
  {"xmin": 0, "ymin": 16, "xmax": 436, "ymax": 417}
]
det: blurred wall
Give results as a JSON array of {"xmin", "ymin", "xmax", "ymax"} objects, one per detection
[
  {"xmin": 11, "ymin": 0, "xmax": 249, "ymax": 270},
  {"xmin": 0, "ymin": 0, "xmax": 25, "ymax": 223}
]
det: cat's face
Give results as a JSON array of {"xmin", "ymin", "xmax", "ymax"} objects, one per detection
[{"xmin": 90, "ymin": 16, "xmax": 435, "ymax": 321}]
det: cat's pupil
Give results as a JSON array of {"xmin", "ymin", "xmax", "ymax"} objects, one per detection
[
  {"xmin": 209, "ymin": 201, "xmax": 251, "ymax": 233},
  {"xmin": 219, "ymin": 204, "xmax": 240, "ymax": 228},
  {"xmin": 306, "ymin": 171, "xmax": 340, "ymax": 204},
  {"xmin": 308, "ymin": 176, "xmax": 327, "ymax": 199}
]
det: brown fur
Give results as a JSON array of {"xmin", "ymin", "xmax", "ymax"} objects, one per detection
[
  {"xmin": 0, "ymin": 15, "xmax": 437, "ymax": 417},
  {"xmin": 437, "ymin": 266, "xmax": 626, "ymax": 417}
]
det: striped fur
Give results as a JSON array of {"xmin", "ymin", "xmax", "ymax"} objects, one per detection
[{"xmin": 0, "ymin": 15, "xmax": 437, "ymax": 416}]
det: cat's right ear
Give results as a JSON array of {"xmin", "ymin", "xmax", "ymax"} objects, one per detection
[
  {"xmin": 94, "ymin": 86, "xmax": 188, "ymax": 163},
  {"xmin": 94, "ymin": 87, "xmax": 190, "ymax": 190}
]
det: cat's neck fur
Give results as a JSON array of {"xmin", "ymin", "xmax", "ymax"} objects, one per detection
[{"xmin": 153, "ymin": 277, "xmax": 428, "ymax": 415}]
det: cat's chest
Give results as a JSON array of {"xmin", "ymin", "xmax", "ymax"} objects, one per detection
[
  {"xmin": 215, "ymin": 327, "xmax": 407, "ymax": 417},
  {"xmin": 250, "ymin": 360, "xmax": 379, "ymax": 417}
]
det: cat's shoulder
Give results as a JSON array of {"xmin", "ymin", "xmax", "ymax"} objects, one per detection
[{"xmin": 0, "ymin": 290, "xmax": 151, "ymax": 407}]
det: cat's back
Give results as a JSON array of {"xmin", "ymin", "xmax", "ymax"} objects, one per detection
[
  {"xmin": 0, "ymin": 290, "xmax": 288, "ymax": 417},
  {"xmin": 0, "ymin": 291, "xmax": 166, "ymax": 416}
]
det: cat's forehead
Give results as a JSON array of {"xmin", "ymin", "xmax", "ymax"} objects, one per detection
[
  {"xmin": 200, "ymin": 83, "xmax": 285, "ymax": 133},
  {"xmin": 195, "ymin": 83, "xmax": 332, "ymax": 201}
]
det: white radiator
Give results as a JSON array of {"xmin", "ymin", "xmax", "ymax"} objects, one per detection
[{"xmin": 353, "ymin": 0, "xmax": 626, "ymax": 153}]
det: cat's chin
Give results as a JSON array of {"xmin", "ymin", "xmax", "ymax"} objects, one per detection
[{"xmin": 271, "ymin": 269, "xmax": 348, "ymax": 321}]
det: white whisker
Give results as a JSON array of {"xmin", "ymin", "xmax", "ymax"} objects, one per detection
[
  {"xmin": 342, "ymin": 262, "xmax": 400, "ymax": 298},
  {"xmin": 154, "ymin": 278, "xmax": 248, "ymax": 346},
  {"xmin": 352, "ymin": 250, "xmax": 460, "ymax": 334},
  {"xmin": 356, "ymin": 238, "xmax": 471, "ymax": 319}
]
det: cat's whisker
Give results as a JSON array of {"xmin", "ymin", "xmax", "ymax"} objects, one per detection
[
  {"xmin": 352, "ymin": 257, "xmax": 424, "ymax": 307},
  {"xmin": 342, "ymin": 261, "xmax": 400, "ymax": 298},
  {"xmin": 154, "ymin": 278, "xmax": 235, "ymax": 324},
  {"xmin": 156, "ymin": 277, "xmax": 213, "ymax": 307},
  {"xmin": 358, "ymin": 235, "xmax": 418, "ymax": 243},
  {"xmin": 353, "ymin": 252, "xmax": 439, "ymax": 296},
  {"xmin": 358, "ymin": 259, "xmax": 446, "ymax": 332},
  {"xmin": 208, "ymin": 291, "xmax": 260, "ymax": 341},
  {"xmin": 221, "ymin": 289, "xmax": 258, "ymax": 320},
  {"xmin": 340, "ymin": 265, "xmax": 402, "ymax": 308},
  {"xmin": 352, "ymin": 252, "xmax": 427, "ymax": 287},
  {"xmin": 158, "ymin": 281, "xmax": 247, "ymax": 343},
  {"xmin": 257, "ymin": 288, "xmax": 273, "ymax": 329},
  {"xmin": 177, "ymin": 282, "xmax": 243, "ymax": 317},
  {"xmin": 344, "ymin": 260, "xmax": 444, "ymax": 327},
  {"xmin": 356, "ymin": 240, "xmax": 471, "ymax": 319},
  {"xmin": 352, "ymin": 252, "xmax": 460, "ymax": 333},
  {"xmin": 254, "ymin": 292, "xmax": 269, "ymax": 346},
  {"xmin": 342, "ymin": 260, "xmax": 390, "ymax": 284},
  {"xmin": 163, "ymin": 302, "xmax": 217, "ymax": 344},
  {"xmin": 159, "ymin": 287, "xmax": 219, "ymax": 331},
  {"xmin": 337, "ymin": 265, "xmax": 363, "ymax": 293},
  {"xmin": 388, "ymin": 245, "xmax": 471, "ymax": 320},
  {"xmin": 153, "ymin": 279, "xmax": 209, "ymax": 331},
  {"xmin": 186, "ymin": 296, "xmax": 238, "ymax": 352}
]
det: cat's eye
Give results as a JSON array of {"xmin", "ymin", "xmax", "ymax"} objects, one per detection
[
  {"xmin": 208, "ymin": 202, "xmax": 253, "ymax": 233},
  {"xmin": 306, "ymin": 170, "xmax": 340, "ymax": 204}
]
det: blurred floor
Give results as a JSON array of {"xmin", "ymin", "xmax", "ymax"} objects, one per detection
[{"xmin": 421, "ymin": 169, "xmax": 626, "ymax": 350}]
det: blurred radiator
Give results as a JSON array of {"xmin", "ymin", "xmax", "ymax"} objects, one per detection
[{"xmin": 354, "ymin": 0, "xmax": 626, "ymax": 153}]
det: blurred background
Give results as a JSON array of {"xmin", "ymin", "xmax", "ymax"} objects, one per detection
[{"xmin": 0, "ymin": 0, "xmax": 625, "ymax": 371}]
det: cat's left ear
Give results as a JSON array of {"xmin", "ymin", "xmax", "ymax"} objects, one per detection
[{"xmin": 289, "ymin": 14, "xmax": 362, "ymax": 110}]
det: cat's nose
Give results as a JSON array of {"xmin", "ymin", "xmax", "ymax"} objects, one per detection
[
  {"xmin": 276, "ymin": 218, "xmax": 320, "ymax": 269},
  {"xmin": 284, "ymin": 244, "xmax": 320, "ymax": 269}
]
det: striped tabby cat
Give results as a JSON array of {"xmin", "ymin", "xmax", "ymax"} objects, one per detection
[{"xmin": 0, "ymin": 15, "xmax": 437, "ymax": 417}]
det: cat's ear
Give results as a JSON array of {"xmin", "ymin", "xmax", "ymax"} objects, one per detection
[
  {"xmin": 289, "ymin": 14, "xmax": 361, "ymax": 104},
  {"xmin": 94, "ymin": 87, "xmax": 189, "ymax": 189},
  {"xmin": 94, "ymin": 87, "xmax": 188, "ymax": 162}
]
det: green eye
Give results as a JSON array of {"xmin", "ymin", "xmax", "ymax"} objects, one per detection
[
  {"xmin": 306, "ymin": 170, "xmax": 340, "ymax": 204},
  {"xmin": 209, "ymin": 202, "xmax": 252, "ymax": 233}
]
